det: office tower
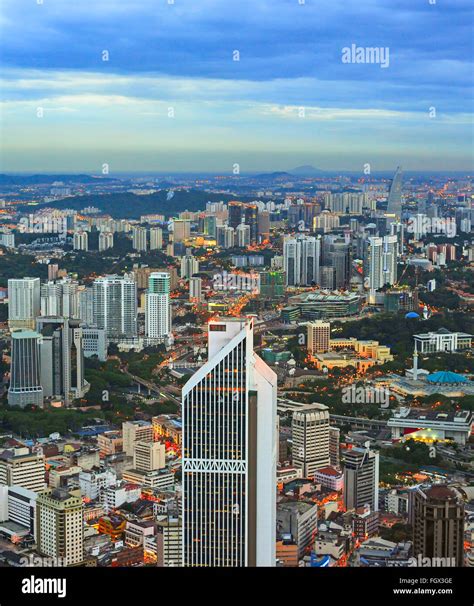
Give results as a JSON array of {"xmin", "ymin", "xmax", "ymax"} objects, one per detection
[
  {"xmin": 149, "ymin": 227, "xmax": 163, "ymax": 250},
  {"xmin": 307, "ymin": 321, "xmax": 330, "ymax": 354},
  {"xmin": 189, "ymin": 277, "xmax": 202, "ymax": 302},
  {"xmin": 276, "ymin": 500, "xmax": 318, "ymax": 558},
  {"xmin": 145, "ymin": 272, "xmax": 171, "ymax": 341},
  {"xmin": 412, "ymin": 485, "xmax": 464, "ymax": 567},
  {"xmin": 172, "ymin": 219, "xmax": 191, "ymax": 243},
  {"xmin": 365, "ymin": 235, "xmax": 398, "ymax": 291},
  {"xmin": 8, "ymin": 277, "xmax": 41, "ymax": 330},
  {"xmin": 92, "ymin": 275, "xmax": 137, "ymax": 339},
  {"xmin": 203, "ymin": 215, "xmax": 217, "ymax": 238},
  {"xmin": 283, "ymin": 235, "xmax": 321, "ymax": 286},
  {"xmin": 180, "ymin": 254, "xmax": 199, "ymax": 279},
  {"xmin": 320, "ymin": 266, "xmax": 336, "ymax": 290},
  {"xmin": 182, "ymin": 318, "xmax": 277, "ymax": 567},
  {"xmin": 325, "ymin": 240, "xmax": 351, "ymax": 289},
  {"xmin": 257, "ymin": 210, "xmax": 270, "ymax": 241},
  {"xmin": 36, "ymin": 317, "xmax": 88, "ymax": 405},
  {"xmin": 344, "ymin": 446, "xmax": 379, "ymax": 512},
  {"xmin": 329, "ymin": 426, "xmax": 340, "ymax": 468},
  {"xmin": 8, "ymin": 330, "xmax": 43, "ymax": 408},
  {"xmin": 48, "ymin": 264, "xmax": 59, "ymax": 281},
  {"xmin": 245, "ymin": 204, "xmax": 258, "ymax": 243},
  {"xmin": 122, "ymin": 421, "xmax": 154, "ymax": 456},
  {"xmin": 98, "ymin": 231, "xmax": 114, "ymax": 252},
  {"xmin": 236, "ymin": 223, "xmax": 251, "ymax": 247},
  {"xmin": 386, "ymin": 166, "xmax": 403, "ymax": 220},
  {"xmin": 36, "ymin": 488, "xmax": 84, "ymax": 566},
  {"xmin": 133, "ymin": 441, "xmax": 166, "ymax": 472},
  {"xmin": 132, "ymin": 226, "xmax": 148, "ymax": 252},
  {"xmin": 156, "ymin": 517, "xmax": 182, "ymax": 567},
  {"xmin": 228, "ymin": 201, "xmax": 245, "ymax": 229},
  {"xmin": 73, "ymin": 230, "xmax": 88, "ymax": 251},
  {"xmin": 0, "ymin": 448, "xmax": 46, "ymax": 492},
  {"xmin": 292, "ymin": 403, "xmax": 330, "ymax": 477}
]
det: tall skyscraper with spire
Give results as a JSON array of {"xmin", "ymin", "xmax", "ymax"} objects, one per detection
[
  {"xmin": 182, "ymin": 318, "xmax": 277, "ymax": 567},
  {"xmin": 386, "ymin": 166, "xmax": 403, "ymax": 220}
]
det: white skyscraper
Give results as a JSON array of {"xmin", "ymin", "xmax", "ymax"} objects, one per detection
[
  {"xmin": 182, "ymin": 318, "xmax": 277, "ymax": 567},
  {"xmin": 365, "ymin": 235, "xmax": 398, "ymax": 291},
  {"xmin": 132, "ymin": 226, "xmax": 148, "ymax": 252},
  {"xmin": 8, "ymin": 277, "xmax": 41, "ymax": 330},
  {"xmin": 145, "ymin": 272, "xmax": 171, "ymax": 341},
  {"xmin": 98, "ymin": 231, "xmax": 114, "ymax": 252},
  {"xmin": 292, "ymin": 403, "xmax": 330, "ymax": 477},
  {"xmin": 180, "ymin": 254, "xmax": 199, "ymax": 279},
  {"xmin": 73, "ymin": 230, "xmax": 88, "ymax": 251},
  {"xmin": 92, "ymin": 275, "xmax": 137, "ymax": 339},
  {"xmin": 283, "ymin": 235, "xmax": 321, "ymax": 286},
  {"xmin": 149, "ymin": 227, "xmax": 163, "ymax": 250}
]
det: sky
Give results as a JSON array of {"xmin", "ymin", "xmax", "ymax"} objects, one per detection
[{"xmin": 0, "ymin": 0, "xmax": 473, "ymax": 173}]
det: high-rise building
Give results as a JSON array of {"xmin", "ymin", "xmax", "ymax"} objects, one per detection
[
  {"xmin": 228, "ymin": 202, "xmax": 245, "ymax": 229},
  {"xmin": 73, "ymin": 230, "xmax": 88, "ymax": 251},
  {"xmin": 36, "ymin": 488, "xmax": 84, "ymax": 566},
  {"xmin": 156, "ymin": 517, "xmax": 182, "ymax": 567},
  {"xmin": 145, "ymin": 272, "xmax": 171, "ymax": 341},
  {"xmin": 122, "ymin": 421, "xmax": 154, "ymax": 457},
  {"xmin": 149, "ymin": 227, "xmax": 163, "ymax": 250},
  {"xmin": 292, "ymin": 403, "xmax": 330, "ymax": 477},
  {"xmin": 216, "ymin": 225, "xmax": 235, "ymax": 248},
  {"xmin": 257, "ymin": 211, "xmax": 270, "ymax": 242},
  {"xmin": 132, "ymin": 226, "xmax": 148, "ymax": 252},
  {"xmin": 307, "ymin": 321, "xmax": 330, "ymax": 354},
  {"xmin": 0, "ymin": 449, "xmax": 46, "ymax": 492},
  {"xmin": 329, "ymin": 426, "xmax": 340, "ymax": 468},
  {"xmin": 182, "ymin": 318, "xmax": 277, "ymax": 566},
  {"xmin": 172, "ymin": 219, "xmax": 191, "ymax": 243},
  {"xmin": 98, "ymin": 231, "xmax": 114, "ymax": 252},
  {"xmin": 344, "ymin": 446, "xmax": 379, "ymax": 512},
  {"xmin": 412, "ymin": 485, "xmax": 464, "ymax": 567},
  {"xmin": 386, "ymin": 166, "xmax": 403, "ymax": 220},
  {"xmin": 283, "ymin": 235, "xmax": 321, "ymax": 287},
  {"xmin": 92, "ymin": 276, "xmax": 137, "ymax": 339},
  {"xmin": 48, "ymin": 264, "xmax": 59, "ymax": 281},
  {"xmin": 365, "ymin": 235, "xmax": 398, "ymax": 291},
  {"xmin": 36, "ymin": 317, "xmax": 89, "ymax": 405},
  {"xmin": 8, "ymin": 330, "xmax": 43, "ymax": 408},
  {"xmin": 236, "ymin": 223, "xmax": 251, "ymax": 247},
  {"xmin": 180, "ymin": 254, "xmax": 199, "ymax": 279},
  {"xmin": 40, "ymin": 280, "xmax": 80, "ymax": 319},
  {"xmin": 189, "ymin": 277, "xmax": 203, "ymax": 302},
  {"xmin": 8, "ymin": 277, "xmax": 41, "ymax": 330},
  {"xmin": 133, "ymin": 441, "xmax": 166, "ymax": 472}
]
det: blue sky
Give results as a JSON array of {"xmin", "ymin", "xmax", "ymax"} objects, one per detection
[{"xmin": 1, "ymin": 0, "xmax": 473, "ymax": 173}]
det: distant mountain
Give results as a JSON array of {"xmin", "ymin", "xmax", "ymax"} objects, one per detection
[
  {"xmin": 289, "ymin": 165, "xmax": 325, "ymax": 176},
  {"xmin": 34, "ymin": 189, "xmax": 250, "ymax": 219},
  {"xmin": 0, "ymin": 174, "xmax": 120, "ymax": 185}
]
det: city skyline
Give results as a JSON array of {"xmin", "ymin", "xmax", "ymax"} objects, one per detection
[{"xmin": 1, "ymin": 0, "xmax": 473, "ymax": 173}]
